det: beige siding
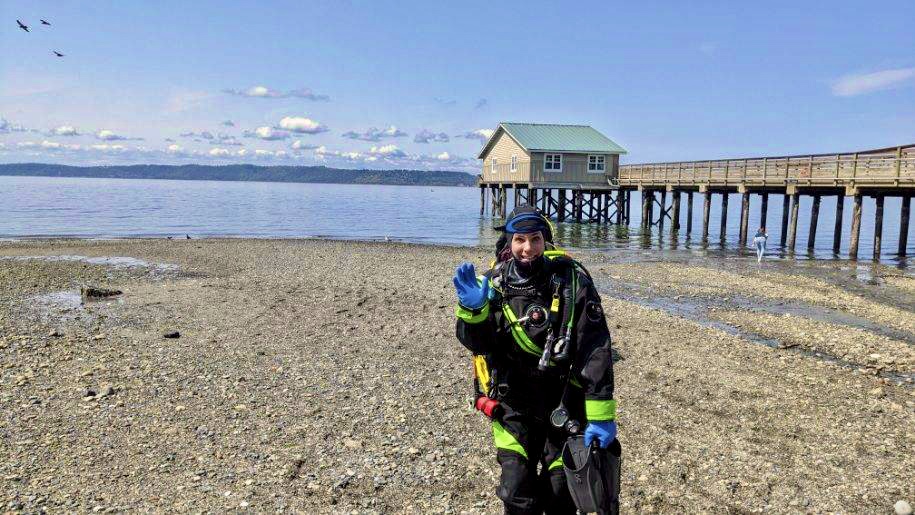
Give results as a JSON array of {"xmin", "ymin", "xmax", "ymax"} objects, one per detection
[
  {"xmin": 481, "ymin": 130, "xmax": 531, "ymax": 182},
  {"xmin": 528, "ymin": 152, "xmax": 618, "ymax": 185}
]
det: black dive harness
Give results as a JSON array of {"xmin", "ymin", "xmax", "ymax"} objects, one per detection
[{"xmin": 473, "ymin": 253, "xmax": 587, "ymax": 435}]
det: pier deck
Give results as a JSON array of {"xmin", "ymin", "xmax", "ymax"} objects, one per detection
[{"xmin": 480, "ymin": 144, "xmax": 914, "ymax": 260}]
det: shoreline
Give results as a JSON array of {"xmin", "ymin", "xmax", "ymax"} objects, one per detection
[
  {"xmin": 2, "ymin": 235, "xmax": 913, "ymax": 270},
  {"xmin": 1, "ymin": 238, "xmax": 912, "ymax": 512}
]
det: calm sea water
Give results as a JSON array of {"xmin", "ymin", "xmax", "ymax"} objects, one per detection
[{"xmin": 1, "ymin": 175, "xmax": 912, "ymax": 267}]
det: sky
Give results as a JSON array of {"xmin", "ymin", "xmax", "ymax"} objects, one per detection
[{"xmin": 1, "ymin": 0, "xmax": 913, "ymax": 173}]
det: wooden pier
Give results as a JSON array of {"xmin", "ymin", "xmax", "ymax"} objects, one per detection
[{"xmin": 480, "ymin": 144, "xmax": 915, "ymax": 260}]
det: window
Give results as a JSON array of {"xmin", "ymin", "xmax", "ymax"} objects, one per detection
[
  {"xmin": 544, "ymin": 154, "xmax": 562, "ymax": 173},
  {"xmin": 588, "ymin": 155, "xmax": 606, "ymax": 173},
  {"xmin": 510, "ymin": 155, "xmax": 518, "ymax": 173},
  {"xmin": 491, "ymin": 158, "xmax": 498, "ymax": 175}
]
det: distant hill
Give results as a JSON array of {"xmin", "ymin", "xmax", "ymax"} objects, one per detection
[{"xmin": 0, "ymin": 163, "xmax": 479, "ymax": 187}]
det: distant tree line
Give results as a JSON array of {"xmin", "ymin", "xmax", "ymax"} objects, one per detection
[{"xmin": 0, "ymin": 163, "xmax": 478, "ymax": 187}]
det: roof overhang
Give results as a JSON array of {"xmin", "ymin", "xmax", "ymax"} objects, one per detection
[{"xmin": 477, "ymin": 124, "xmax": 530, "ymax": 160}]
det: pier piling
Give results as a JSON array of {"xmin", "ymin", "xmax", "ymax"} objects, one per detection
[
  {"xmin": 787, "ymin": 193, "xmax": 800, "ymax": 252},
  {"xmin": 739, "ymin": 191, "xmax": 750, "ymax": 245},
  {"xmin": 641, "ymin": 191, "xmax": 651, "ymax": 228},
  {"xmin": 833, "ymin": 195, "xmax": 845, "ymax": 253},
  {"xmin": 808, "ymin": 194, "xmax": 821, "ymax": 250},
  {"xmin": 501, "ymin": 186, "xmax": 507, "ymax": 218},
  {"xmin": 900, "ymin": 195, "xmax": 911, "ymax": 256},
  {"xmin": 849, "ymin": 194, "xmax": 862, "ymax": 259},
  {"xmin": 671, "ymin": 191, "xmax": 681, "ymax": 234},
  {"xmin": 702, "ymin": 191, "xmax": 711, "ymax": 242},
  {"xmin": 659, "ymin": 191, "xmax": 667, "ymax": 231},
  {"xmin": 574, "ymin": 191, "xmax": 583, "ymax": 223},
  {"xmin": 686, "ymin": 192, "xmax": 694, "ymax": 236},
  {"xmin": 780, "ymin": 194, "xmax": 790, "ymax": 248},
  {"xmin": 874, "ymin": 195, "xmax": 884, "ymax": 260},
  {"xmin": 760, "ymin": 193, "xmax": 769, "ymax": 230},
  {"xmin": 720, "ymin": 193, "xmax": 729, "ymax": 240}
]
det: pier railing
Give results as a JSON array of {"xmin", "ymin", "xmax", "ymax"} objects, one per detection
[{"xmin": 618, "ymin": 144, "xmax": 915, "ymax": 189}]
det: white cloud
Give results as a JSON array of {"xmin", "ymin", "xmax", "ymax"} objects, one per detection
[
  {"xmin": 436, "ymin": 152, "xmax": 450, "ymax": 160},
  {"xmin": 50, "ymin": 125, "xmax": 79, "ymax": 136},
  {"xmin": 342, "ymin": 125, "xmax": 407, "ymax": 141},
  {"xmin": 313, "ymin": 146, "xmax": 365, "ymax": 161},
  {"xmin": 458, "ymin": 128, "xmax": 495, "ymax": 143},
  {"xmin": 343, "ymin": 125, "xmax": 407, "ymax": 141},
  {"xmin": 90, "ymin": 144, "xmax": 127, "ymax": 152},
  {"xmin": 253, "ymin": 126, "xmax": 290, "ymax": 140},
  {"xmin": 179, "ymin": 131, "xmax": 215, "ymax": 140},
  {"xmin": 16, "ymin": 140, "xmax": 84, "ymax": 151},
  {"xmin": 166, "ymin": 144, "xmax": 185, "ymax": 154},
  {"xmin": 249, "ymin": 86, "xmax": 273, "ymax": 97},
  {"xmin": 95, "ymin": 129, "xmax": 128, "ymax": 141},
  {"xmin": 414, "ymin": 129, "xmax": 450, "ymax": 144},
  {"xmin": 223, "ymin": 86, "xmax": 330, "ymax": 101},
  {"xmin": 277, "ymin": 116, "xmax": 328, "ymax": 134},
  {"xmin": 368, "ymin": 144, "xmax": 406, "ymax": 158},
  {"xmin": 212, "ymin": 133, "xmax": 242, "ymax": 146},
  {"xmin": 0, "ymin": 118, "xmax": 30, "ymax": 133},
  {"xmin": 209, "ymin": 147, "xmax": 231, "ymax": 157},
  {"xmin": 832, "ymin": 67, "xmax": 915, "ymax": 97}
]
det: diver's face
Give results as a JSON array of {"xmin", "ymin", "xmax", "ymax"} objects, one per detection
[{"xmin": 511, "ymin": 231, "xmax": 545, "ymax": 263}]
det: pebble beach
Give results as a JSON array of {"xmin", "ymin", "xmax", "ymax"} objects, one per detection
[{"xmin": 1, "ymin": 238, "xmax": 913, "ymax": 513}]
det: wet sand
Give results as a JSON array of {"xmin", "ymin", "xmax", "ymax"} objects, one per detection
[{"xmin": 1, "ymin": 238, "xmax": 913, "ymax": 513}]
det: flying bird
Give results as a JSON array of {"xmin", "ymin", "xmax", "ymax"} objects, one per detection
[
  {"xmin": 52, "ymin": 51, "xmax": 64, "ymax": 57},
  {"xmin": 40, "ymin": 19, "xmax": 50, "ymax": 25},
  {"xmin": 17, "ymin": 19, "xmax": 29, "ymax": 32}
]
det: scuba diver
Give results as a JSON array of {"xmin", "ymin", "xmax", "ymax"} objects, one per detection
[{"xmin": 453, "ymin": 205, "xmax": 619, "ymax": 514}]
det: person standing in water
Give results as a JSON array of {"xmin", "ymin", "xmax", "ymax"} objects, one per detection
[{"xmin": 753, "ymin": 227, "xmax": 768, "ymax": 263}]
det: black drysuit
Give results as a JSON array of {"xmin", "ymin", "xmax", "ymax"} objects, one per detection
[{"xmin": 455, "ymin": 254, "xmax": 616, "ymax": 514}]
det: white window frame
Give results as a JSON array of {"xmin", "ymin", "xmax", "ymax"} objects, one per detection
[
  {"xmin": 544, "ymin": 153, "xmax": 562, "ymax": 173},
  {"xmin": 587, "ymin": 154, "xmax": 606, "ymax": 174},
  {"xmin": 510, "ymin": 155, "xmax": 517, "ymax": 173},
  {"xmin": 491, "ymin": 158, "xmax": 498, "ymax": 175}
]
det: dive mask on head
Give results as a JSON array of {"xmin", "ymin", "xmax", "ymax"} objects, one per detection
[{"xmin": 494, "ymin": 206, "xmax": 555, "ymax": 261}]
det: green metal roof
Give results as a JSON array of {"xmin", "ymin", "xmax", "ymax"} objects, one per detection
[{"xmin": 479, "ymin": 122, "xmax": 627, "ymax": 158}]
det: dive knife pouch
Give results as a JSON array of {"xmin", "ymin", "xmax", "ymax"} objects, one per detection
[{"xmin": 562, "ymin": 435, "xmax": 622, "ymax": 515}]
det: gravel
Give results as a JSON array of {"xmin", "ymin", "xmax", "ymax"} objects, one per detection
[{"xmin": 0, "ymin": 238, "xmax": 912, "ymax": 513}]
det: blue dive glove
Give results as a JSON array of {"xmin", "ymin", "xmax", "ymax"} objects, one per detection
[
  {"xmin": 583, "ymin": 421, "xmax": 617, "ymax": 448},
  {"xmin": 453, "ymin": 262, "xmax": 490, "ymax": 309}
]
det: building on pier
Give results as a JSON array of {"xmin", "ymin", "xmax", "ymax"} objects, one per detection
[{"xmin": 478, "ymin": 122, "xmax": 628, "ymax": 223}]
